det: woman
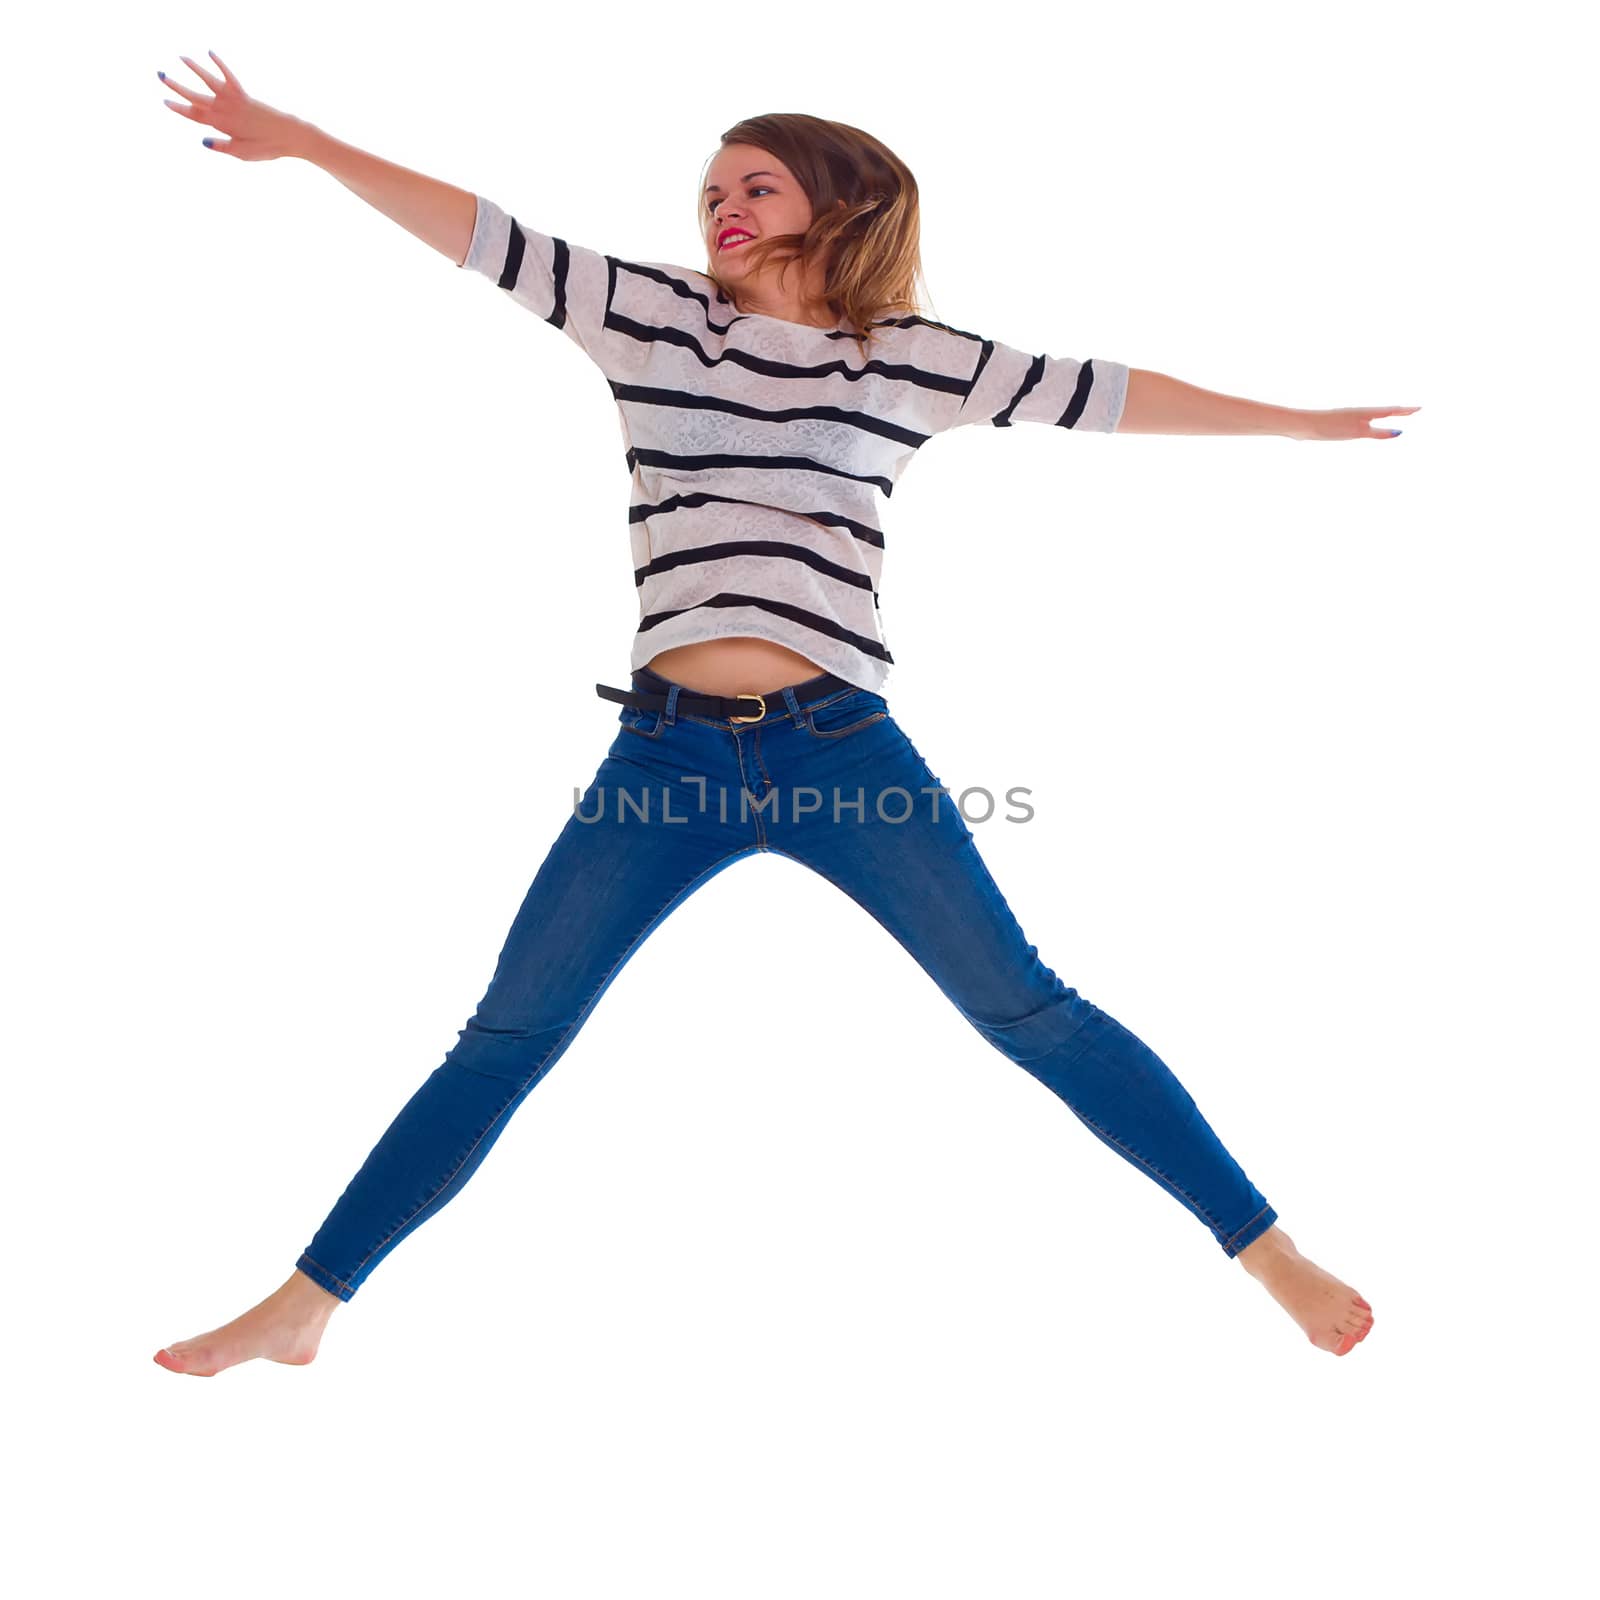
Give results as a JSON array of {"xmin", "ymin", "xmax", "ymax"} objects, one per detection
[{"xmin": 154, "ymin": 51, "xmax": 1402, "ymax": 1376}]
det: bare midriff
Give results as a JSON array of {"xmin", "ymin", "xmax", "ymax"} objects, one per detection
[{"xmin": 644, "ymin": 637, "xmax": 837, "ymax": 697}]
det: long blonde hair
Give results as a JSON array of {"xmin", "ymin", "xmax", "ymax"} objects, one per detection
[{"xmin": 697, "ymin": 114, "xmax": 937, "ymax": 358}]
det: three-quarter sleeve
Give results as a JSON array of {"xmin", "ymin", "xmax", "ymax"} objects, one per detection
[
  {"xmin": 945, "ymin": 333, "xmax": 1129, "ymax": 434},
  {"xmin": 457, "ymin": 192, "xmax": 619, "ymax": 369}
]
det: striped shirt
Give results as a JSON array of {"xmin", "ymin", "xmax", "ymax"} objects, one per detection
[{"xmin": 458, "ymin": 192, "xmax": 1128, "ymax": 690}]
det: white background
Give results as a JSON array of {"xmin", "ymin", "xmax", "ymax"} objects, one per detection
[{"xmin": 6, "ymin": 1, "xmax": 1594, "ymax": 1595}]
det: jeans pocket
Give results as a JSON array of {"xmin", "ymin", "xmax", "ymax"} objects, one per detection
[
  {"xmin": 618, "ymin": 704, "xmax": 665, "ymax": 739},
  {"xmin": 803, "ymin": 689, "xmax": 889, "ymax": 741}
]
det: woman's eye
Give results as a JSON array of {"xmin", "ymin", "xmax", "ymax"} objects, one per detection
[{"xmin": 708, "ymin": 186, "xmax": 773, "ymax": 215}]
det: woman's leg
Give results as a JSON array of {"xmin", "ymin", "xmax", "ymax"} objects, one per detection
[
  {"xmin": 758, "ymin": 698, "xmax": 1371, "ymax": 1353},
  {"xmin": 157, "ymin": 706, "xmax": 758, "ymax": 1374},
  {"xmin": 295, "ymin": 734, "xmax": 756, "ymax": 1303},
  {"xmin": 762, "ymin": 707, "xmax": 1276, "ymax": 1257}
]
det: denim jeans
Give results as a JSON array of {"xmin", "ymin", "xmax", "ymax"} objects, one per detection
[{"xmin": 295, "ymin": 666, "xmax": 1277, "ymax": 1301}]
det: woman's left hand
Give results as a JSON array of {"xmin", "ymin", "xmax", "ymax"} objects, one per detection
[{"xmin": 1286, "ymin": 405, "xmax": 1421, "ymax": 441}]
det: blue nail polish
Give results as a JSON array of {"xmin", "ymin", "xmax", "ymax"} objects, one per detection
[
  {"xmin": 1389, "ymin": 429, "xmax": 1402, "ymax": 436},
  {"xmin": 158, "ymin": 70, "xmax": 166, "ymax": 79},
  {"xmin": 203, "ymin": 138, "xmax": 212, "ymax": 147}
]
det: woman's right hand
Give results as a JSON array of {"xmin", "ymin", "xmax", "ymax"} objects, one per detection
[{"xmin": 159, "ymin": 50, "xmax": 308, "ymax": 161}]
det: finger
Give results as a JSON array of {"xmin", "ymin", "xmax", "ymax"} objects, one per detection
[
  {"xmin": 207, "ymin": 49, "xmax": 243, "ymax": 90},
  {"xmin": 178, "ymin": 53, "xmax": 224, "ymax": 94},
  {"xmin": 157, "ymin": 69, "xmax": 208, "ymax": 106},
  {"xmin": 162, "ymin": 99, "xmax": 203, "ymax": 122}
]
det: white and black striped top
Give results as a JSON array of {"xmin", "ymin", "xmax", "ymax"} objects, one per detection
[{"xmin": 459, "ymin": 193, "xmax": 1128, "ymax": 690}]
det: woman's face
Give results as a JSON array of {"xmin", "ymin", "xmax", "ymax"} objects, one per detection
[{"xmin": 701, "ymin": 144, "xmax": 815, "ymax": 284}]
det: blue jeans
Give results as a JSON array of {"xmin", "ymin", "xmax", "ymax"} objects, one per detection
[{"xmin": 295, "ymin": 667, "xmax": 1278, "ymax": 1301}]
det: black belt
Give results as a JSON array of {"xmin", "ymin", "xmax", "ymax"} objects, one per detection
[{"xmin": 596, "ymin": 670, "xmax": 858, "ymax": 725}]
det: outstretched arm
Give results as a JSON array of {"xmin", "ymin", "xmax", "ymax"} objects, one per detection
[
  {"xmin": 159, "ymin": 50, "xmax": 477, "ymax": 266},
  {"xmin": 1118, "ymin": 368, "xmax": 1419, "ymax": 440},
  {"xmin": 161, "ymin": 50, "xmax": 624, "ymax": 370},
  {"xmin": 294, "ymin": 127, "xmax": 477, "ymax": 267}
]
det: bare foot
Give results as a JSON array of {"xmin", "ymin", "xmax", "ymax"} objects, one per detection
[
  {"xmin": 1236, "ymin": 1225, "xmax": 1374, "ymax": 1356},
  {"xmin": 154, "ymin": 1269, "xmax": 343, "ymax": 1377}
]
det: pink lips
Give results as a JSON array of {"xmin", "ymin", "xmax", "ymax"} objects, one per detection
[{"xmin": 719, "ymin": 232, "xmax": 754, "ymax": 251}]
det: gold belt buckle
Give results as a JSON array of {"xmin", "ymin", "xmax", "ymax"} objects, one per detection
[{"xmin": 730, "ymin": 692, "xmax": 767, "ymax": 724}]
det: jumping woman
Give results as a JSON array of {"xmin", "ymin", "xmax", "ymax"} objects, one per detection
[{"xmin": 154, "ymin": 50, "xmax": 1403, "ymax": 1376}]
